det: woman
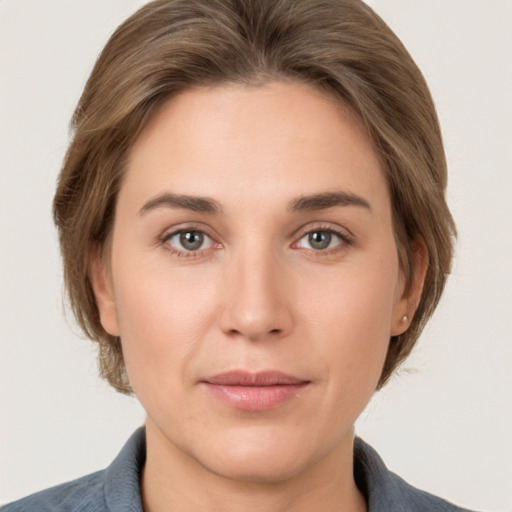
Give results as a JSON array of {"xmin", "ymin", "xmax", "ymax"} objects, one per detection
[{"xmin": 3, "ymin": 0, "xmax": 478, "ymax": 510}]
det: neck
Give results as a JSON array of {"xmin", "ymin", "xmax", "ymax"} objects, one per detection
[{"xmin": 141, "ymin": 420, "xmax": 367, "ymax": 512}]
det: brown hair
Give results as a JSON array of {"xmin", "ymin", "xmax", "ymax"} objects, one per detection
[{"xmin": 53, "ymin": 0, "xmax": 456, "ymax": 394}]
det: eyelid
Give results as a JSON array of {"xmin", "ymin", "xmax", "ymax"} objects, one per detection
[
  {"xmin": 157, "ymin": 221, "xmax": 354, "ymax": 257},
  {"xmin": 160, "ymin": 221, "xmax": 219, "ymax": 241},
  {"xmin": 292, "ymin": 223, "xmax": 354, "ymax": 252},
  {"xmin": 160, "ymin": 223, "xmax": 222, "ymax": 257}
]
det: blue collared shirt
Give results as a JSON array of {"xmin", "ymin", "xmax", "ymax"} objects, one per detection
[{"xmin": 2, "ymin": 428, "xmax": 476, "ymax": 511}]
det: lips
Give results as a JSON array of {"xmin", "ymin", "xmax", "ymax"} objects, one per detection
[{"xmin": 201, "ymin": 371, "xmax": 310, "ymax": 411}]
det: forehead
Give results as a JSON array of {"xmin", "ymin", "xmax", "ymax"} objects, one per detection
[{"xmin": 122, "ymin": 81, "xmax": 388, "ymax": 215}]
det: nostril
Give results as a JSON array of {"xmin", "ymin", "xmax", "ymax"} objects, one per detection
[{"xmin": 226, "ymin": 327, "xmax": 283, "ymax": 341}]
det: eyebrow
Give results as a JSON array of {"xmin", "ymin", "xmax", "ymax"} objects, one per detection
[
  {"xmin": 139, "ymin": 190, "xmax": 371, "ymax": 217},
  {"xmin": 288, "ymin": 191, "xmax": 371, "ymax": 212},
  {"xmin": 139, "ymin": 193, "xmax": 223, "ymax": 215}
]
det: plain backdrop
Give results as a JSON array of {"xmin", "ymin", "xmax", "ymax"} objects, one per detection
[{"xmin": 1, "ymin": 1, "xmax": 511, "ymax": 510}]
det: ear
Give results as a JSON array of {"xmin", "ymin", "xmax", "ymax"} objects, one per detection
[
  {"xmin": 391, "ymin": 236, "xmax": 428, "ymax": 336},
  {"xmin": 89, "ymin": 244, "xmax": 120, "ymax": 337}
]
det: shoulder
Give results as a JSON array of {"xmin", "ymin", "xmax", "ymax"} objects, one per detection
[
  {"xmin": 354, "ymin": 437, "xmax": 479, "ymax": 512},
  {"xmin": 2, "ymin": 427, "xmax": 146, "ymax": 512},
  {"xmin": 1, "ymin": 470, "xmax": 107, "ymax": 512}
]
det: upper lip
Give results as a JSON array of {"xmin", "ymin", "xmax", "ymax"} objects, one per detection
[{"xmin": 202, "ymin": 370, "xmax": 309, "ymax": 386}]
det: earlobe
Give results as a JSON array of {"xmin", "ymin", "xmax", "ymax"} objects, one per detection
[
  {"xmin": 89, "ymin": 244, "xmax": 120, "ymax": 336},
  {"xmin": 391, "ymin": 237, "xmax": 428, "ymax": 336}
]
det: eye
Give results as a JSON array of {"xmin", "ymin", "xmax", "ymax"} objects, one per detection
[
  {"xmin": 164, "ymin": 229, "xmax": 214, "ymax": 253},
  {"xmin": 296, "ymin": 229, "xmax": 347, "ymax": 251}
]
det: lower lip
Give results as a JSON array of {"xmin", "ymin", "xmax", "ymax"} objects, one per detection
[{"xmin": 203, "ymin": 383, "xmax": 309, "ymax": 411}]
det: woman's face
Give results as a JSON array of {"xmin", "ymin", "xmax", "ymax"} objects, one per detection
[{"xmin": 93, "ymin": 82, "xmax": 416, "ymax": 482}]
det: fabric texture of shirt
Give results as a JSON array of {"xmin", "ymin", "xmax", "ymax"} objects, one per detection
[{"xmin": 2, "ymin": 427, "xmax": 477, "ymax": 511}]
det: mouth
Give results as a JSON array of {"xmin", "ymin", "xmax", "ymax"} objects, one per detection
[{"xmin": 201, "ymin": 370, "xmax": 311, "ymax": 411}]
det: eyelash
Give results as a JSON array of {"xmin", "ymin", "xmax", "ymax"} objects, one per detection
[
  {"xmin": 294, "ymin": 225, "xmax": 353, "ymax": 255},
  {"xmin": 161, "ymin": 226, "xmax": 218, "ymax": 259},
  {"xmin": 160, "ymin": 224, "xmax": 353, "ymax": 258}
]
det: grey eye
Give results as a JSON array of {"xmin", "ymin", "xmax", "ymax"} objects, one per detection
[
  {"xmin": 309, "ymin": 231, "xmax": 331, "ymax": 250},
  {"xmin": 166, "ymin": 230, "xmax": 213, "ymax": 252},
  {"xmin": 298, "ymin": 230, "xmax": 343, "ymax": 251},
  {"xmin": 180, "ymin": 231, "xmax": 204, "ymax": 250}
]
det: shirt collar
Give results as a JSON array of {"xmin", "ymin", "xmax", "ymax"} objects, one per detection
[
  {"xmin": 354, "ymin": 437, "xmax": 408, "ymax": 511},
  {"xmin": 104, "ymin": 427, "xmax": 146, "ymax": 511},
  {"xmin": 102, "ymin": 428, "xmax": 408, "ymax": 511}
]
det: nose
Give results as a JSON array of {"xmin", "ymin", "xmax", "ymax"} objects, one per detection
[{"xmin": 218, "ymin": 249, "xmax": 294, "ymax": 342}]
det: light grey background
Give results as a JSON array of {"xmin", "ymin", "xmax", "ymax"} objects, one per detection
[{"xmin": 1, "ymin": 1, "xmax": 511, "ymax": 510}]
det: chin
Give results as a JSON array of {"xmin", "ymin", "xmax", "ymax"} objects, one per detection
[
  {"xmin": 204, "ymin": 450, "xmax": 309, "ymax": 484},
  {"xmin": 188, "ymin": 426, "xmax": 328, "ymax": 484}
]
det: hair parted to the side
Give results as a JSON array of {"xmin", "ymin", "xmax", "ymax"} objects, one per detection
[{"xmin": 53, "ymin": 0, "xmax": 456, "ymax": 395}]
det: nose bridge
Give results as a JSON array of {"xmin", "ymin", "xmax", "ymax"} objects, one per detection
[{"xmin": 219, "ymin": 239, "xmax": 293, "ymax": 341}]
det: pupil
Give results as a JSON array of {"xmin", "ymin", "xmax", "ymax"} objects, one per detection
[
  {"xmin": 309, "ymin": 231, "xmax": 331, "ymax": 250},
  {"xmin": 180, "ymin": 231, "xmax": 203, "ymax": 250}
]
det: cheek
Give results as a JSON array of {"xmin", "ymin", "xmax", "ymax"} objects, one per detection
[
  {"xmin": 111, "ymin": 256, "xmax": 219, "ymax": 394},
  {"xmin": 302, "ymin": 255, "xmax": 398, "ymax": 334},
  {"xmin": 297, "ymin": 255, "xmax": 399, "ymax": 387}
]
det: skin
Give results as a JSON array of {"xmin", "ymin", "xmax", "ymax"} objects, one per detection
[{"xmin": 91, "ymin": 81, "xmax": 426, "ymax": 512}]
